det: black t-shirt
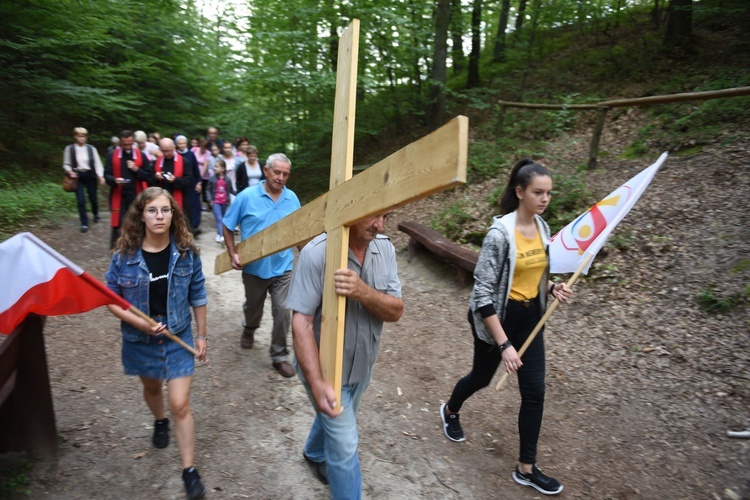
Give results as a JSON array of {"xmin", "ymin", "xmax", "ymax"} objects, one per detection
[{"xmin": 142, "ymin": 245, "xmax": 171, "ymax": 317}]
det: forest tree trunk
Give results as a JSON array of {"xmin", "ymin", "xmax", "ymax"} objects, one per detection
[
  {"xmin": 664, "ymin": 0, "xmax": 692, "ymax": 44},
  {"xmin": 493, "ymin": 0, "xmax": 511, "ymax": 62},
  {"xmin": 467, "ymin": 0, "xmax": 482, "ymax": 88},
  {"xmin": 429, "ymin": 0, "xmax": 451, "ymax": 129}
]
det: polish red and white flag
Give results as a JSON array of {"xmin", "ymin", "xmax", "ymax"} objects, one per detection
[{"xmin": 0, "ymin": 232, "xmax": 130, "ymax": 334}]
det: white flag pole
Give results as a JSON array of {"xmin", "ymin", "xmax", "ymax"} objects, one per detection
[{"xmin": 495, "ymin": 252, "xmax": 594, "ymax": 391}]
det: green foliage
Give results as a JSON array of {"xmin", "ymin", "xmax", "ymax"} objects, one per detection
[
  {"xmin": 626, "ymin": 69, "xmax": 750, "ymax": 153},
  {"xmin": 619, "ymin": 134, "xmax": 652, "ymax": 159},
  {"xmin": 500, "ymin": 93, "xmax": 584, "ymax": 144},
  {"xmin": 0, "ymin": 459, "xmax": 32, "ymax": 498},
  {"xmin": 468, "ymin": 140, "xmax": 508, "ymax": 181},
  {"xmin": 0, "ymin": 167, "xmax": 76, "ymax": 238},
  {"xmin": 608, "ymin": 230, "xmax": 633, "ymax": 252},
  {"xmin": 430, "ymin": 199, "xmax": 473, "ymax": 242},
  {"xmin": 544, "ymin": 172, "xmax": 594, "ymax": 235},
  {"xmin": 733, "ymin": 260, "xmax": 750, "ymax": 274},
  {"xmin": 696, "ymin": 287, "xmax": 746, "ymax": 314},
  {"xmin": 0, "ymin": 0, "xmax": 223, "ymax": 166}
]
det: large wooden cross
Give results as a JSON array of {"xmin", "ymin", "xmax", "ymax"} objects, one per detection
[{"xmin": 215, "ymin": 19, "xmax": 468, "ymax": 404}]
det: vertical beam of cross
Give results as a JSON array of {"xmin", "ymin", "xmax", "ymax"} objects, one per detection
[
  {"xmin": 213, "ymin": 20, "xmax": 469, "ymax": 407},
  {"xmin": 319, "ymin": 19, "xmax": 359, "ymax": 406}
]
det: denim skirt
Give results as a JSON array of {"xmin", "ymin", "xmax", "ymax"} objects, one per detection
[{"xmin": 122, "ymin": 319, "xmax": 195, "ymax": 381}]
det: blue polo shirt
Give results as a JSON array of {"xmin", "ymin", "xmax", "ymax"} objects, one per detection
[{"xmin": 222, "ymin": 181, "xmax": 301, "ymax": 278}]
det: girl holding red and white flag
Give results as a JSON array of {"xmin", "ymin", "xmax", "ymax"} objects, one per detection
[{"xmin": 105, "ymin": 187, "xmax": 208, "ymax": 499}]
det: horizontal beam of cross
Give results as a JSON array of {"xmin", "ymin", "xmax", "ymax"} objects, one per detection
[{"xmin": 214, "ymin": 115, "xmax": 468, "ymax": 275}]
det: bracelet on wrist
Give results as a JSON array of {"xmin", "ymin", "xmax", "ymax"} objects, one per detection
[
  {"xmin": 549, "ymin": 283, "xmax": 556, "ymax": 295},
  {"xmin": 498, "ymin": 340, "xmax": 513, "ymax": 353},
  {"xmin": 196, "ymin": 335, "xmax": 208, "ymax": 341}
]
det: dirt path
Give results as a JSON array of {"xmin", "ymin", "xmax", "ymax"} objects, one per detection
[{"xmin": 13, "ymin": 146, "xmax": 750, "ymax": 498}]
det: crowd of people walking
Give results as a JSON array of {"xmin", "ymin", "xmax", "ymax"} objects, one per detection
[
  {"xmin": 63, "ymin": 128, "xmax": 574, "ymax": 499},
  {"xmin": 63, "ymin": 126, "xmax": 267, "ymax": 247}
]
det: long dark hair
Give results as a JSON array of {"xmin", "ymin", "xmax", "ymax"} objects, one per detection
[
  {"xmin": 499, "ymin": 158, "xmax": 551, "ymax": 215},
  {"xmin": 114, "ymin": 187, "xmax": 198, "ymax": 257}
]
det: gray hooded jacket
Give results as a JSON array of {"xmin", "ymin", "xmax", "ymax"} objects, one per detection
[{"xmin": 469, "ymin": 211, "xmax": 551, "ymax": 345}]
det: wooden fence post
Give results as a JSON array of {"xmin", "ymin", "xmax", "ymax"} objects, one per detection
[
  {"xmin": 588, "ymin": 107, "xmax": 609, "ymax": 170},
  {"xmin": 0, "ymin": 314, "xmax": 58, "ymax": 459},
  {"xmin": 495, "ymin": 104, "xmax": 507, "ymax": 135}
]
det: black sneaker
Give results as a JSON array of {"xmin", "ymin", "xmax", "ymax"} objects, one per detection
[
  {"xmin": 513, "ymin": 464, "xmax": 563, "ymax": 495},
  {"xmin": 440, "ymin": 403, "xmax": 465, "ymax": 442},
  {"xmin": 152, "ymin": 418, "xmax": 169, "ymax": 449},
  {"xmin": 182, "ymin": 467, "xmax": 206, "ymax": 499}
]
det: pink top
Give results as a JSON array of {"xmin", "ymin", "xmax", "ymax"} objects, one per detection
[
  {"xmin": 214, "ymin": 177, "xmax": 228, "ymax": 205},
  {"xmin": 191, "ymin": 147, "xmax": 213, "ymax": 180}
]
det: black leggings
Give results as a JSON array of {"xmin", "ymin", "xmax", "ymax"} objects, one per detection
[{"xmin": 447, "ymin": 302, "xmax": 546, "ymax": 464}]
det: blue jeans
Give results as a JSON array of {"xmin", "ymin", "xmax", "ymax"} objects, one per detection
[
  {"xmin": 301, "ymin": 373, "xmax": 371, "ymax": 500},
  {"xmin": 212, "ymin": 202, "xmax": 228, "ymax": 236}
]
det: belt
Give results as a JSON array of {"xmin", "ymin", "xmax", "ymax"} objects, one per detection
[{"xmin": 509, "ymin": 297, "xmax": 538, "ymax": 308}]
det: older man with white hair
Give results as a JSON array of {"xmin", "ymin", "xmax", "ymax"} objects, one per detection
[
  {"xmin": 153, "ymin": 138, "xmax": 194, "ymax": 212},
  {"xmin": 222, "ymin": 153, "xmax": 301, "ymax": 377},
  {"xmin": 134, "ymin": 130, "xmax": 160, "ymax": 161}
]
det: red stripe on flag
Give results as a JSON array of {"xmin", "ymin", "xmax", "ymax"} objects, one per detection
[{"xmin": 0, "ymin": 268, "xmax": 130, "ymax": 334}]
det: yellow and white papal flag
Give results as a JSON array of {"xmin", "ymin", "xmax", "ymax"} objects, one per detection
[{"xmin": 549, "ymin": 152, "xmax": 668, "ymax": 274}]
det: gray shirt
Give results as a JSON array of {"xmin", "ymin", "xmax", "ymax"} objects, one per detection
[{"xmin": 286, "ymin": 232, "xmax": 402, "ymax": 385}]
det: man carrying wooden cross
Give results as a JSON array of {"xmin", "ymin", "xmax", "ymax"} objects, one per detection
[
  {"xmin": 213, "ymin": 18, "xmax": 467, "ymax": 496},
  {"xmin": 286, "ymin": 211, "xmax": 403, "ymax": 497}
]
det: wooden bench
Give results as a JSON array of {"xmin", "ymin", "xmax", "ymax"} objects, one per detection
[
  {"xmin": 0, "ymin": 314, "xmax": 58, "ymax": 458},
  {"xmin": 397, "ymin": 221, "xmax": 479, "ymax": 286}
]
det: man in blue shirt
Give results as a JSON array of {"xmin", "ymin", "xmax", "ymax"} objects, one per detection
[{"xmin": 222, "ymin": 153, "xmax": 301, "ymax": 377}]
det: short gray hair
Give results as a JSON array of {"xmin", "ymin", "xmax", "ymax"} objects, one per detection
[{"xmin": 265, "ymin": 153, "xmax": 291, "ymax": 170}]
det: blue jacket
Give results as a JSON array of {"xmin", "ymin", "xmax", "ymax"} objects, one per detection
[{"xmin": 105, "ymin": 240, "xmax": 207, "ymax": 342}]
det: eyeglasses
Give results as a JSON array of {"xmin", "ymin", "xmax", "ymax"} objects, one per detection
[{"xmin": 145, "ymin": 207, "xmax": 174, "ymax": 217}]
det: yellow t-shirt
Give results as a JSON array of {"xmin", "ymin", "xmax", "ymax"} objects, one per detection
[{"xmin": 509, "ymin": 229, "xmax": 546, "ymax": 301}]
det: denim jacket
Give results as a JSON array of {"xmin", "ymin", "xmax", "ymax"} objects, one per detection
[{"xmin": 105, "ymin": 240, "xmax": 207, "ymax": 342}]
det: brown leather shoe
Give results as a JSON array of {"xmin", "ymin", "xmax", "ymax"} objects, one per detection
[
  {"xmin": 273, "ymin": 361, "xmax": 295, "ymax": 378},
  {"xmin": 240, "ymin": 330, "xmax": 254, "ymax": 349}
]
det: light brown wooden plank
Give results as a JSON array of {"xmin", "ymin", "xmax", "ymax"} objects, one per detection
[
  {"xmin": 214, "ymin": 115, "xmax": 468, "ymax": 275},
  {"xmin": 319, "ymin": 226, "xmax": 349, "ymax": 408},
  {"xmin": 319, "ymin": 20, "xmax": 359, "ymax": 406},
  {"xmin": 328, "ymin": 19, "xmax": 359, "ymax": 190}
]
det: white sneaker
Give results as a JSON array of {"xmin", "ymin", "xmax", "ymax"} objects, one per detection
[
  {"xmin": 219, "ymin": 236, "xmax": 225, "ymax": 243},
  {"xmin": 215, "ymin": 234, "xmax": 222, "ymax": 242}
]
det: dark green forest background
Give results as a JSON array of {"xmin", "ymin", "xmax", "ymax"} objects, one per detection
[{"xmin": 1, "ymin": 0, "xmax": 748, "ymax": 217}]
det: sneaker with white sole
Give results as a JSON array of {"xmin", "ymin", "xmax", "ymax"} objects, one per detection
[
  {"xmin": 513, "ymin": 464, "xmax": 563, "ymax": 495},
  {"xmin": 440, "ymin": 403, "xmax": 465, "ymax": 442}
]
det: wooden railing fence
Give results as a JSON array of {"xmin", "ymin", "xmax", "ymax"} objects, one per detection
[
  {"xmin": 0, "ymin": 314, "xmax": 58, "ymax": 459},
  {"xmin": 496, "ymin": 86, "xmax": 750, "ymax": 169}
]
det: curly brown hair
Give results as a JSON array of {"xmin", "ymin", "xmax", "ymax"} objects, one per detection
[{"xmin": 113, "ymin": 187, "xmax": 199, "ymax": 257}]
